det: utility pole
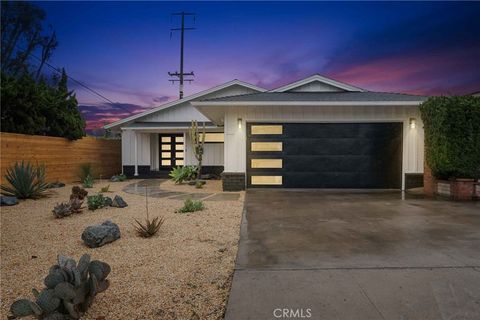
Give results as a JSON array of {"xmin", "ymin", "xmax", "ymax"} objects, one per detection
[{"xmin": 168, "ymin": 11, "xmax": 195, "ymax": 99}]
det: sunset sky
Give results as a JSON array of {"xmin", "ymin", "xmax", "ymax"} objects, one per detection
[{"xmin": 37, "ymin": 1, "xmax": 480, "ymax": 130}]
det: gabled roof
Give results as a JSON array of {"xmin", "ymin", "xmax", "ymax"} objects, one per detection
[
  {"xmin": 104, "ymin": 79, "xmax": 266, "ymax": 129},
  {"xmin": 270, "ymin": 74, "xmax": 365, "ymax": 92},
  {"xmin": 199, "ymin": 91, "xmax": 427, "ymax": 103}
]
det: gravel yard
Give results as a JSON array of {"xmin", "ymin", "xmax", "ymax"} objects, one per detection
[{"xmin": 1, "ymin": 179, "xmax": 244, "ymax": 319}]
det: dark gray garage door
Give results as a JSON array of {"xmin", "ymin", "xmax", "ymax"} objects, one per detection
[{"xmin": 246, "ymin": 123, "xmax": 403, "ymax": 189}]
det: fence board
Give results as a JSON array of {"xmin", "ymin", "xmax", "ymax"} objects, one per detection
[{"xmin": 1, "ymin": 132, "xmax": 121, "ymax": 184}]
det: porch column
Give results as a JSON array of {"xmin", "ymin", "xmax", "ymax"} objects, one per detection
[{"xmin": 134, "ymin": 131, "xmax": 139, "ymax": 176}]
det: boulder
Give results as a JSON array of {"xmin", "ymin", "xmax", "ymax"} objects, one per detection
[
  {"xmin": 103, "ymin": 196, "xmax": 113, "ymax": 207},
  {"xmin": 110, "ymin": 175, "xmax": 120, "ymax": 182},
  {"xmin": 81, "ymin": 220, "xmax": 120, "ymax": 248},
  {"xmin": 0, "ymin": 196, "xmax": 18, "ymax": 206},
  {"xmin": 47, "ymin": 182, "xmax": 66, "ymax": 189},
  {"xmin": 111, "ymin": 195, "xmax": 127, "ymax": 208}
]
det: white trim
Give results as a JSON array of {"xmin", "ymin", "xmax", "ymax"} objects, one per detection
[
  {"xmin": 104, "ymin": 80, "xmax": 266, "ymax": 129},
  {"xmin": 270, "ymin": 74, "xmax": 366, "ymax": 92},
  {"xmin": 134, "ymin": 132, "xmax": 139, "ymax": 176},
  {"xmin": 120, "ymin": 126, "xmax": 223, "ymax": 131},
  {"xmin": 193, "ymin": 100, "xmax": 424, "ymax": 107}
]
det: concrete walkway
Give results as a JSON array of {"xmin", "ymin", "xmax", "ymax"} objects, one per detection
[{"xmin": 225, "ymin": 189, "xmax": 480, "ymax": 320}]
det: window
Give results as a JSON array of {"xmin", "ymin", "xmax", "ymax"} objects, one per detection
[
  {"xmin": 176, "ymin": 159, "xmax": 184, "ymax": 166},
  {"xmin": 162, "ymin": 144, "xmax": 171, "ymax": 151},
  {"xmin": 200, "ymin": 133, "xmax": 224, "ymax": 143},
  {"xmin": 175, "ymin": 152, "xmax": 184, "ymax": 158},
  {"xmin": 251, "ymin": 176, "xmax": 282, "ymax": 185},
  {"xmin": 251, "ymin": 142, "xmax": 282, "ymax": 152},
  {"xmin": 251, "ymin": 125, "xmax": 283, "ymax": 135},
  {"xmin": 251, "ymin": 159, "xmax": 283, "ymax": 169},
  {"xmin": 161, "ymin": 152, "xmax": 170, "ymax": 158},
  {"xmin": 161, "ymin": 159, "xmax": 171, "ymax": 166},
  {"xmin": 161, "ymin": 137, "xmax": 171, "ymax": 143}
]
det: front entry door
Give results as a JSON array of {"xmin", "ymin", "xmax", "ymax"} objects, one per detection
[{"xmin": 159, "ymin": 134, "xmax": 184, "ymax": 169}]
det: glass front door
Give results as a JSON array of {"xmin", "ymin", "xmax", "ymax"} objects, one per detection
[{"xmin": 159, "ymin": 134, "xmax": 184, "ymax": 169}]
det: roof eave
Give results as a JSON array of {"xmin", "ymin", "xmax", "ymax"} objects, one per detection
[{"xmin": 192, "ymin": 100, "xmax": 424, "ymax": 107}]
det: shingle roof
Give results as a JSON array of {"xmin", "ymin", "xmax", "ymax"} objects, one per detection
[{"xmin": 200, "ymin": 91, "xmax": 428, "ymax": 102}]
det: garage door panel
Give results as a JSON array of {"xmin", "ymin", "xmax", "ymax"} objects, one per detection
[
  {"xmin": 246, "ymin": 122, "xmax": 403, "ymax": 189},
  {"xmin": 284, "ymin": 139, "xmax": 379, "ymax": 156},
  {"xmin": 284, "ymin": 155, "xmax": 379, "ymax": 172}
]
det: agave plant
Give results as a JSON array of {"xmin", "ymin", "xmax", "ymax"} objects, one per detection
[
  {"xmin": 1, "ymin": 161, "xmax": 48, "ymax": 199},
  {"xmin": 133, "ymin": 186, "xmax": 164, "ymax": 238},
  {"xmin": 79, "ymin": 163, "xmax": 93, "ymax": 182},
  {"xmin": 82, "ymin": 175, "xmax": 94, "ymax": 188},
  {"xmin": 134, "ymin": 216, "xmax": 165, "ymax": 238}
]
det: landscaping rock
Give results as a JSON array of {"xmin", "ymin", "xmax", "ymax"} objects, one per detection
[
  {"xmin": 103, "ymin": 196, "xmax": 113, "ymax": 207},
  {"xmin": 47, "ymin": 182, "xmax": 66, "ymax": 189},
  {"xmin": 111, "ymin": 195, "xmax": 127, "ymax": 208},
  {"xmin": 0, "ymin": 196, "xmax": 18, "ymax": 206},
  {"xmin": 81, "ymin": 220, "xmax": 120, "ymax": 248},
  {"xmin": 110, "ymin": 175, "xmax": 120, "ymax": 182}
]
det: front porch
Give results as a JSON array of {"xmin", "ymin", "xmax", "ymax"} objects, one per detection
[{"xmin": 120, "ymin": 122, "xmax": 225, "ymax": 178}]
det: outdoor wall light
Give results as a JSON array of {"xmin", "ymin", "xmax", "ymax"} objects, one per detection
[
  {"xmin": 238, "ymin": 118, "xmax": 242, "ymax": 129},
  {"xmin": 409, "ymin": 118, "xmax": 416, "ymax": 129}
]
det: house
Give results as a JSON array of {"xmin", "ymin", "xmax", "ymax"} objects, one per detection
[{"xmin": 105, "ymin": 74, "xmax": 427, "ymax": 191}]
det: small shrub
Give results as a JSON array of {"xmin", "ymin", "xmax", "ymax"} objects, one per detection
[
  {"xmin": 70, "ymin": 186, "xmax": 88, "ymax": 200},
  {"xmin": 134, "ymin": 217, "xmax": 165, "ymax": 238},
  {"xmin": 9, "ymin": 254, "xmax": 110, "ymax": 319},
  {"xmin": 79, "ymin": 163, "xmax": 93, "ymax": 181},
  {"xmin": 169, "ymin": 165, "xmax": 198, "ymax": 184},
  {"xmin": 1, "ymin": 161, "xmax": 48, "ymax": 199},
  {"xmin": 52, "ymin": 202, "xmax": 73, "ymax": 218},
  {"xmin": 100, "ymin": 184, "xmax": 111, "ymax": 193},
  {"xmin": 177, "ymin": 199, "xmax": 204, "ymax": 213},
  {"xmin": 82, "ymin": 175, "xmax": 94, "ymax": 188},
  {"xmin": 87, "ymin": 193, "xmax": 106, "ymax": 210},
  {"xmin": 111, "ymin": 174, "xmax": 127, "ymax": 182},
  {"xmin": 195, "ymin": 180, "xmax": 205, "ymax": 189}
]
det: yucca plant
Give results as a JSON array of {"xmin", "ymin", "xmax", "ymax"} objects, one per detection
[
  {"xmin": 133, "ymin": 186, "xmax": 165, "ymax": 238},
  {"xmin": 79, "ymin": 163, "xmax": 93, "ymax": 181},
  {"xmin": 1, "ymin": 161, "xmax": 48, "ymax": 199}
]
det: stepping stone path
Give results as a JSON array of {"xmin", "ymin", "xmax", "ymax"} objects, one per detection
[{"xmin": 122, "ymin": 179, "xmax": 240, "ymax": 201}]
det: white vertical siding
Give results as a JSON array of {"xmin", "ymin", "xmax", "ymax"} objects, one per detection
[
  {"xmin": 150, "ymin": 133, "xmax": 159, "ymax": 170},
  {"xmin": 121, "ymin": 130, "xmax": 150, "ymax": 166},
  {"xmin": 224, "ymin": 105, "xmax": 425, "ymax": 178},
  {"xmin": 185, "ymin": 136, "xmax": 224, "ymax": 166}
]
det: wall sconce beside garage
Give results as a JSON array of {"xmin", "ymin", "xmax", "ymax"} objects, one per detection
[{"xmin": 409, "ymin": 118, "xmax": 416, "ymax": 129}]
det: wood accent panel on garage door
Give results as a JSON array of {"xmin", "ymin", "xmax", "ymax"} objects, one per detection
[{"xmin": 246, "ymin": 123, "xmax": 403, "ymax": 189}]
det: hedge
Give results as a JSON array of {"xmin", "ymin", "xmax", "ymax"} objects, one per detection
[{"xmin": 420, "ymin": 96, "xmax": 480, "ymax": 179}]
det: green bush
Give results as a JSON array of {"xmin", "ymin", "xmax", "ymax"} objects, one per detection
[
  {"xmin": 420, "ymin": 96, "xmax": 480, "ymax": 179},
  {"xmin": 177, "ymin": 199, "xmax": 204, "ymax": 213},
  {"xmin": 79, "ymin": 163, "xmax": 93, "ymax": 181},
  {"xmin": 169, "ymin": 165, "xmax": 198, "ymax": 184},
  {"xmin": 1, "ymin": 161, "xmax": 48, "ymax": 199},
  {"xmin": 82, "ymin": 175, "xmax": 94, "ymax": 188},
  {"xmin": 87, "ymin": 193, "xmax": 106, "ymax": 211}
]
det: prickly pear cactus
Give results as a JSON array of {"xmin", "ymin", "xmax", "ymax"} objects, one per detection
[{"xmin": 10, "ymin": 254, "xmax": 111, "ymax": 319}]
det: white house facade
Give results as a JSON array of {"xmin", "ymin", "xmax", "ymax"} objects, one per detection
[{"xmin": 105, "ymin": 75, "xmax": 427, "ymax": 191}]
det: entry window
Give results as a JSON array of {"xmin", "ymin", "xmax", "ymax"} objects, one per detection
[
  {"xmin": 251, "ymin": 142, "xmax": 283, "ymax": 152},
  {"xmin": 251, "ymin": 125, "xmax": 283, "ymax": 135},
  {"xmin": 251, "ymin": 159, "xmax": 283, "ymax": 169},
  {"xmin": 160, "ymin": 134, "xmax": 184, "ymax": 168},
  {"xmin": 251, "ymin": 176, "xmax": 282, "ymax": 185}
]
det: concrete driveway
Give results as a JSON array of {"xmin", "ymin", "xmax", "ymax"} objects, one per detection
[{"xmin": 225, "ymin": 190, "xmax": 480, "ymax": 320}]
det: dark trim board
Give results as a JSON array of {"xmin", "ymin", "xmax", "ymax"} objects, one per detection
[
  {"xmin": 246, "ymin": 122, "xmax": 403, "ymax": 189},
  {"xmin": 405, "ymin": 173, "xmax": 424, "ymax": 189}
]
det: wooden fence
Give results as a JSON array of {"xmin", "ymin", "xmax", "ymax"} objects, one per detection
[{"xmin": 1, "ymin": 132, "xmax": 121, "ymax": 184}]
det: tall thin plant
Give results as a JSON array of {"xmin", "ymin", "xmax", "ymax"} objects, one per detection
[{"xmin": 189, "ymin": 120, "xmax": 206, "ymax": 182}]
